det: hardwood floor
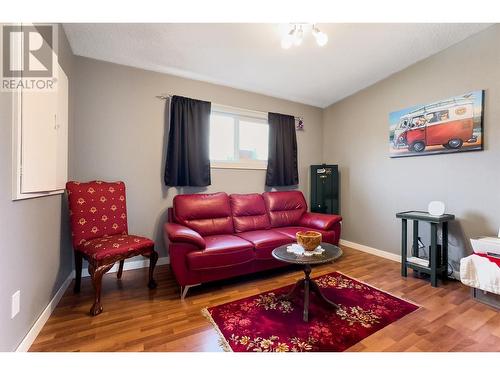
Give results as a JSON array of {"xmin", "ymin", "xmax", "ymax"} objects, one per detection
[{"xmin": 29, "ymin": 246, "xmax": 500, "ymax": 352}]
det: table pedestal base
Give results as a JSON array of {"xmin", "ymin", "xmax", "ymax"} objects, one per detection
[{"xmin": 279, "ymin": 264, "xmax": 339, "ymax": 322}]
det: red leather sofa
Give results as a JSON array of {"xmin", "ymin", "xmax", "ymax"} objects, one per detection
[{"xmin": 164, "ymin": 190, "xmax": 342, "ymax": 298}]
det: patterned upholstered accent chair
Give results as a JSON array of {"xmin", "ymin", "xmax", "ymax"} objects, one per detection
[{"xmin": 66, "ymin": 180, "xmax": 158, "ymax": 316}]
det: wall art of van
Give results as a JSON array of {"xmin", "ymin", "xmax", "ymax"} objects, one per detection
[{"xmin": 389, "ymin": 90, "xmax": 484, "ymax": 158}]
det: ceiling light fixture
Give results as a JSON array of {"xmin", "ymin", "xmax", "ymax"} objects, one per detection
[
  {"xmin": 281, "ymin": 24, "xmax": 328, "ymax": 49},
  {"xmin": 293, "ymin": 25, "xmax": 304, "ymax": 46},
  {"xmin": 281, "ymin": 27, "xmax": 295, "ymax": 49}
]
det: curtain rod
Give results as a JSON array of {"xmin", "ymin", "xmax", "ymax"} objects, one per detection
[{"xmin": 156, "ymin": 94, "xmax": 304, "ymax": 122}]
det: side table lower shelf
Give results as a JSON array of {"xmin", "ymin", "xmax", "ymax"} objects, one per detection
[{"xmin": 405, "ymin": 259, "xmax": 447, "ymax": 276}]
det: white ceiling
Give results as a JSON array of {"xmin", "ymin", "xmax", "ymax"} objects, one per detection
[{"xmin": 63, "ymin": 23, "xmax": 492, "ymax": 108}]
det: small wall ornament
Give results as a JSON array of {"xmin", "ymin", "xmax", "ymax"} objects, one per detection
[{"xmin": 296, "ymin": 117, "xmax": 304, "ymax": 131}]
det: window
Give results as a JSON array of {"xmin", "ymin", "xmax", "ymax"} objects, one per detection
[
  {"xmin": 209, "ymin": 106, "xmax": 269, "ymax": 169},
  {"xmin": 410, "ymin": 116, "xmax": 426, "ymax": 128},
  {"xmin": 398, "ymin": 118, "xmax": 409, "ymax": 129},
  {"xmin": 437, "ymin": 110, "xmax": 450, "ymax": 122}
]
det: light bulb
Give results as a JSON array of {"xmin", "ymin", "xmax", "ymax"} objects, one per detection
[
  {"xmin": 294, "ymin": 26, "xmax": 303, "ymax": 46},
  {"xmin": 315, "ymin": 31, "xmax": 328, "ymax": 46},
  {"xmin": 313, "ymin": 28, "xmax": 328, "ymax": 47}
]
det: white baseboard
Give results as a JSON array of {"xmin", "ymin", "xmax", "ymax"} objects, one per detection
[
  {"xmin": 15, "ymin": 271, "xmax": 74, "ymax": 352},
  {"xmin": 340, "ymin": 238, "xmax": 460, "ymax": 280},
  {"xmin": 15, "ymin": 256, "xmax": 169, "ymax": 352},
  {"xmin": 80, "ymin": 256, "xmax": 169, "ymax": 277},
  {"xmin": 339, "ymin": 239, "xmax": 401, "ymax": 262}
]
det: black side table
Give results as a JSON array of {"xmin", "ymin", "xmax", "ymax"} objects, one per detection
[{"xmin": 396, "ymin": 211, "xmax": 455, "ymax": 287}]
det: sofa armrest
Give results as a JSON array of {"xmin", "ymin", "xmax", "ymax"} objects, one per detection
[
  {"xmin": 165, "ymin": 223, "xmax": 206, "ymax": 249},
  {"xmin": 298, "ymin": 212, "xmax": 342, "ymax": 231}
]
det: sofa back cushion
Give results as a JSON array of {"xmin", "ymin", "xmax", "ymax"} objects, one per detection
[
  {"xmin": 262, "ymin": 191, "xmax": 307, "ymax": 227},
  {"xmin": 230, "ymin": 193, "xmax": 270, "ymax": 233},
  {"xmin": 173, "ymin": 192, "xmax": 234, "ymax": 236}
]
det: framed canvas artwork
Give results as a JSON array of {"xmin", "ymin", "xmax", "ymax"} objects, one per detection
[{"xmin": 389, "ymin": 90, "xmax": 484, "ymax": 158}]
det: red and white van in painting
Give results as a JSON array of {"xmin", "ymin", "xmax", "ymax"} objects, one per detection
[{"xmin": 393, "ymin": 94, "xmax": 478, "ymax": 152}]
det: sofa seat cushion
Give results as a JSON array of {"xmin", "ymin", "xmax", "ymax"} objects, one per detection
[
  {"xmin": 186, "ymin": 235, "xmax": 254, "ymax": 270},
  {"xmin": 273, "ymin": 226, "xmax": 309, "ymax": 240},
  {"xmin": 236, "ymin": 230, "xmax": 291, "ymax": 260},
  {"xmin": 77, "ymin": 234, "xmax": 154, "ymax": 262},
  {"xmin": 273, "ymin": 226, "xmax": 336, "ymax": 244}
]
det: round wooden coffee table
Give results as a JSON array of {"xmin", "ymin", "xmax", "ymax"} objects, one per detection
[{"xmin": 272, "ymin": 243, "xmax": 343, "ymax": 322}]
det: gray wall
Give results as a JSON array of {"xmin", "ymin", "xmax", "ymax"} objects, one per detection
[
  {"xmin": 0, "ymin": 25, "xmax": 75, "ymax": 351},
  {"xmin": 71, "ymin": 57, "xmax": 324, "ymax": 258},
  {"xmin": 2, "ymin": 23, "xmax": 498, "ymax": 351},
  {"xmin": 323, "ymin": 25, "xmax": 500, "ymax": 273}
]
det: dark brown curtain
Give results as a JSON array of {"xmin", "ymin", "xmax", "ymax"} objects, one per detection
[
  {"xmin": 164, "ymin": 95, "xmax": 212, "ymax": 187},
  {"xmin": 265, "ymin": 112, "xmax": 299, "ymax": 186}
]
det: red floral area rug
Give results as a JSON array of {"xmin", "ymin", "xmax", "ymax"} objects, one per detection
[{"xmin": 202, "ymin": 271, "xmax": 419, "ymax": 352}]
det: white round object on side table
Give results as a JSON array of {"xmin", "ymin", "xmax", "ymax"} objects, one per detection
[{"xmin": 428, "ymin": 201, "xmax": 445, "ymax": 216}]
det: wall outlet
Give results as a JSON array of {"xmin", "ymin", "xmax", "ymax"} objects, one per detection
[{"xmin": 11, "ymin": 290, "xmax": 20, "ymax": 319}]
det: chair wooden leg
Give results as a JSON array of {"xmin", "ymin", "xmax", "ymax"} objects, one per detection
[
  {"xmin": 74, "ymin": 252, "xmax": 83, "ymax": 293},
  {"xmin": 88, "ymin": 262, "xmax": 113, "ymax": 316},
  {"xmin": 117, "ymin": 260, "xmax": 125, "ymax": 279},
  {"xmin": 148, "ymin": 250, "xmax": 159, "ymax": 289}
]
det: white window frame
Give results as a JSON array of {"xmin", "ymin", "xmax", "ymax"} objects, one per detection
[{"xmin": 210, "ymin": 104, "xmax": 269, "ymax": 170}]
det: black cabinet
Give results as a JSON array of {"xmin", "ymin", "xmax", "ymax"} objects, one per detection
[{"xmin": 310, "ymin": 164, "xmax": 339, "ymax": 215}]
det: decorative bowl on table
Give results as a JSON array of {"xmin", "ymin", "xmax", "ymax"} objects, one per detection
[{"xmin": 296, "ymin": 231, "xmax": 322, "ymax": 251}]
